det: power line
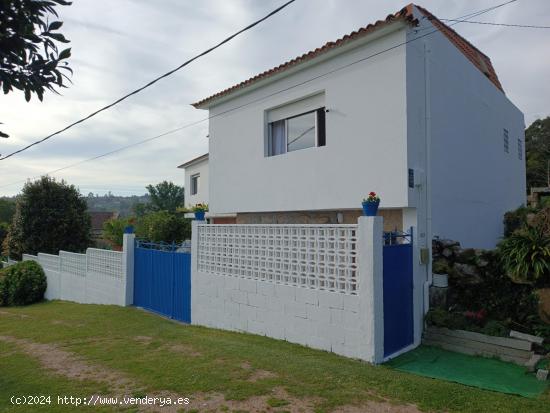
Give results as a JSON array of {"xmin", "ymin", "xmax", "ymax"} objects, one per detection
[
  {"xmin": 0, "ymin": 0, "xmax": 518, "ymax": 189},
  {"xmin": 0, "ymin": 0, "xmax": 296, "ymax": 161},
  {"xmin": 440, "ymin": 19, "xmax": 550, "ymax": 29}
]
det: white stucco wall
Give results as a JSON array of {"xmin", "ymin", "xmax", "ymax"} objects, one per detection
[
  {"xmin": 207, "ymin": 24, "xmax": 409, "ymax": 215},
  {"xmin": 406, "ymin": 8, "xmax": 526, "ymax": 249},
  {"xmin": 185, "ymin": 158, "xmax": 209, "ymax": 207}
]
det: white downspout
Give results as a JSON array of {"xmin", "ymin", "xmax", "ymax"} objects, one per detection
[{"xmin": 423, "ymin": 39, "xmax": 433, "ymax": 315}]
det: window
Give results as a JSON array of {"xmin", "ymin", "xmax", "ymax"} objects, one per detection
[
  {"xmin": 268, "ymin": 108, "xmax": 326, "ymax": 156},
  {"xmin": 190, "ymin": 174, "xmax": 199, "ymax": 195},
  {"xmin": 503, "ymin": 129, "xmax": 509, "ymax": 153},
  {"xmin": 518, "ymin": 138, "xmax": 523, "ymax": 160}
]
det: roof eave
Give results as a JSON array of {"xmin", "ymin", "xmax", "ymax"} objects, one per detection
[
  {"xmin": 192, "ymin": 18, "xmax": 414, "ymax": 110},
  {"xmin": 177, "ymin": 153, "xmax": 209, "ymax": 169}
]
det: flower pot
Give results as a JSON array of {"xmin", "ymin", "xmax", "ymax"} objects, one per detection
[
  {"xmin": 123, "ymin": 225, "xmax": 134, "ymax": 234},
  {"xmin": 194, "ymin": 210, "xmax": 206, "ymax": 221},
  {"xmin": 362, "ymin": 200, "xmax": 379, "ymax": 216}
]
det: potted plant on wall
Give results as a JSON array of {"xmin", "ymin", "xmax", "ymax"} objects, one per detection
[
  {"xmin": 192, "ymin": 203, "xmax": 208, "ymax": 221},
  {"xmin": 362, "ymin": 192, "xmax": 380, "ymax": 216}
]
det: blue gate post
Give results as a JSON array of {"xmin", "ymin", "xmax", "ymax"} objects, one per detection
[{"xmin": 122, "ymin": 232, "xmax": 135, "ymax": 306}]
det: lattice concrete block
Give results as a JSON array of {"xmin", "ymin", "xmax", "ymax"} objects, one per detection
[
  {"xmin": 197, "ymin": 224, "xmax": 359, "ymax": 295},
  {"xmin": 319, "ymin": 290, "xmax": 344, "ymax": 310}
]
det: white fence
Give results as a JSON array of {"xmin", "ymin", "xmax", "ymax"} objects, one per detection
[
  {"xmin": 191, "ymin": 217, "xmax": 385, "ymax": 363},
  {"xmin": 6, "ymin": 234, "xmax": 135, "ymax": 306}
]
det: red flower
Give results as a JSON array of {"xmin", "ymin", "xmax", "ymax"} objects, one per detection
[{"xmin": 369, "ymin": 191, "xmax": 376, "ymax": 197}]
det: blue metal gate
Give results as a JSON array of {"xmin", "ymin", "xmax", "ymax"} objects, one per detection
[
  {"xmin": 134, "ymin": 241, "xmax": 191, "ymax": 323},
  {"xmin": 383, "ymin": 230, "xmax": 414, "ymax": 357}
]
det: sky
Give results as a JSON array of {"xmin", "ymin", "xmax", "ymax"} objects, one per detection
[{"xmin": 1, "ymin": 0, "xmax": 549, "ymax": 197}]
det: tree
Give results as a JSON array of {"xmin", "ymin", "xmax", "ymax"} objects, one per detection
[
  {"xmin": 525, "ymin": 117, "xmax": 550, "ymax": 190},
  {"xmin": 2, "ymin": 176, "xmax": 91, "ymax": 260},
  {"xmin": 0, "ymin": 0, "xmax": 73, "ymax": 138},
  {"xmin": 0, "ymin": 198, "xmax": 16, "ymax": 224},
  {"xmin": 146, "ymin": 181, "xmax": 185, "ymax": 212}
]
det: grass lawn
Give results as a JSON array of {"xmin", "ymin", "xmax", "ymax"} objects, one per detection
[{"xmin": 0, "ymin": 301, "xmax": 548, "ymax": 412}]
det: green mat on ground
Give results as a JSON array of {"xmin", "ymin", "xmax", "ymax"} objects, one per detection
[{"xmin": 386, "ymin": 346, "xmax": 547, "ymax": 398}]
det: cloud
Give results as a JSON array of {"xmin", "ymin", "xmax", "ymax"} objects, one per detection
[{"xmin": 1, "ymin": 0, "xmax": 548, "ymax": 196}]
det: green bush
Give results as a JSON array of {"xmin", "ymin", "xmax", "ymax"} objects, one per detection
[
  {"xmin": 503, "ymin": 205, "xmax": 533, "ymax": 237},
  {"xmin": 135, "ymin": 211, "xmax": 191, "ymax": 243},
  {"xmin": 497, "ymin": 227, "xmax": 550, "ymax": 285},
  {"xmin": 103, "ymin": 217, "xmax": 134, "ymax": 247},
  {"xmin": 0, "ymin": 261, "xmax": 47, "ymax": 306}
]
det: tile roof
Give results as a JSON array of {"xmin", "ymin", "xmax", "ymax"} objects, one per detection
[
  {"xmin": 415, "ymin": 4, "xmax": 503, "ymax": 92},
  {"xmin": 192, "ymin": 3, "xmax": 502, "ymax": 108}
]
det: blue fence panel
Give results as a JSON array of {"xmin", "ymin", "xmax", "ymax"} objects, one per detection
[
  {"xmin": 383, "ymin": 243, "xmax": 414, "ymax": 357},
  {"xmin": 134, "ymin": 240, "xmax": 191, "ymax": 322},
  {"xmin": 173, "ymin": 253, "xmax": 191, "ymax": 323}
]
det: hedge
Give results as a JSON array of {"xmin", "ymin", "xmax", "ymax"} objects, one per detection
[{"xmin": 0, "ymin": 260, "xmax": 47, "ymax": 306}]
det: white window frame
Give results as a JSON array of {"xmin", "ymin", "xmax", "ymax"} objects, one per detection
[
  {"xmin": 267, "ymin": 108, "xmax": 325, "ymax": 156},
  {"xmin": 190, "ymin": 173, "xmax": 200, "ymax": 195}
]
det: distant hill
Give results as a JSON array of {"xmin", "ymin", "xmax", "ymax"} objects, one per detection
[{"xmin": 85, "ymin": 193, "xmax": 151, "ymax": 217}]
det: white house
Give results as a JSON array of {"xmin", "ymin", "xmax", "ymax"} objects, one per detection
[
  {"xmin": 177, "ymin": 153, "xmax": 209, "ymax": 207},
  {"xmin": 190, "ymin": 3, "xmax": 525, "ymax": 250}
]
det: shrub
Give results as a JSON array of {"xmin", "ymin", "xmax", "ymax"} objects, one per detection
[
  {"xmin": 135, "ymin": 211, "xmax": 191, "ymax": 243},
  {"xmin": 103, "ymin": 217, "xmax": 134, "ymax": 247},
  {"xmin": 503, "ymin": 205, "xmax": 533, "ymax": 237},
  {"xmin": 0, "ymin": 261, "xmax": 47, "ymax": 306},
  {"xmin": 497, "ymin": 227, "xmax": 550, "ymax": 285}
]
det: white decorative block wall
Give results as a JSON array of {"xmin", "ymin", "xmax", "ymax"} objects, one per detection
[
  {"xmin": 191, "ymin": 218, "xmax": 384, "ymax": 363},
  {"xmin": 18, "ymin": 241, "xmax": 134, "ymax": 307}
]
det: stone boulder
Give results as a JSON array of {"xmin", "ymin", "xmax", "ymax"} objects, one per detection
[{"xmin": 451, "ymin": 262, "xmax": 482, "ymax": 285}]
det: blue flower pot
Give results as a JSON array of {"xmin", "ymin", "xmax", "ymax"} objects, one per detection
[
  {"xmin": 194, "ymin": 211, "xmax": 206, "ymax": 221},
  {"xmin": 123, "ymin": 225, "xmax": 134, "ymax": 234},
  {"xmin": 362, "ymin": 200, "xmax": 380, "ymax": 216}
]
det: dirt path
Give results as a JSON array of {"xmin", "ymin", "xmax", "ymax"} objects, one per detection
[{"xmin": 0, "ymin": 335, "xmax": 422, "ymax": 412}]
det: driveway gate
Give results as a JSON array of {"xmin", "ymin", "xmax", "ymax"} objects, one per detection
[
  {"xmin": 134, "ymin": 240, "xmax": 191, "ymax": 323},
  {"xmin": 382, "ymin": 229, "xmax": 414, "ymax": 358}
]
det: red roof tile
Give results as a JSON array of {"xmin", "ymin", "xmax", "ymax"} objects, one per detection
[
  {"xmin": 192, "ymin": 3, "xmax": 502, "ymax": 108},
  {"xmin": 415, "ymin": 5, "xmax": 503, "ymax": 92}
]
